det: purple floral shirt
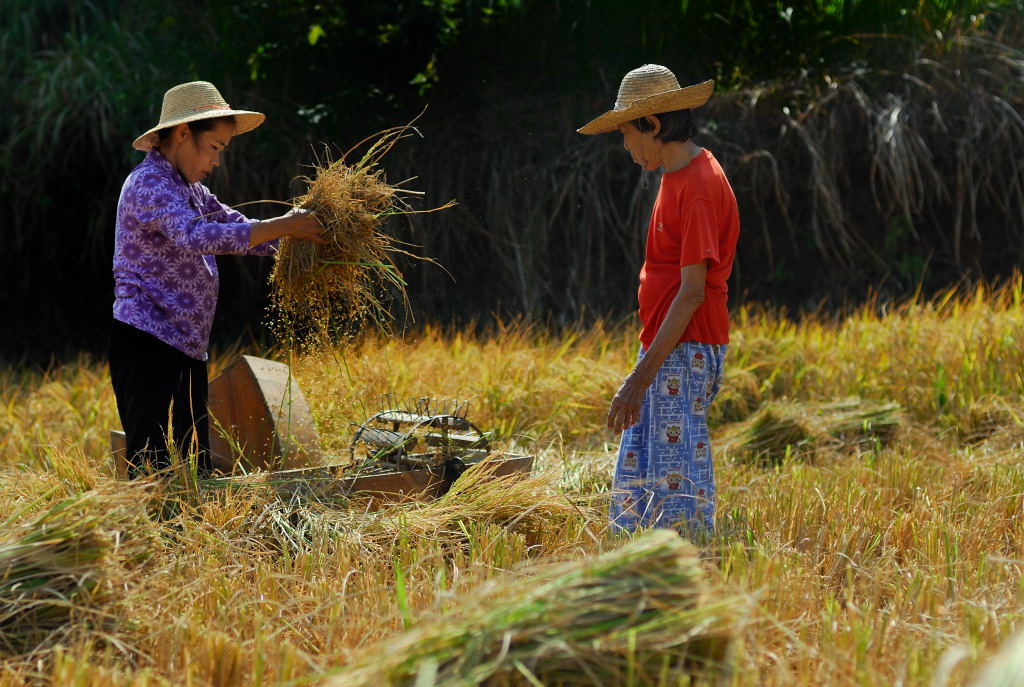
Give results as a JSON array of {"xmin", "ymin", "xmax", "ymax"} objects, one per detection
[{"xmin": 112, "ymin": 149, "xmax": 277, "ymax": 360}]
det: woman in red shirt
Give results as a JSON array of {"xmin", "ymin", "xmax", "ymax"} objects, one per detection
[{"xmin": 578, "ymin": 64, "xmax": 740, "ymax": 535}]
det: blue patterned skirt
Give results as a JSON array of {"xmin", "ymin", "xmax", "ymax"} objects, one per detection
[{"xmin": 610, "ymin": 341, "xmax": 727, "ymax": 534}]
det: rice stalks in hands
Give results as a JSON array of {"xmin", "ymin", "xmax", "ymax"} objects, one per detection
[
  {"xmin": 331, "ymin": 529, "xmax": 742, "ymax": 686},
  {"xmin": 269, "ymin": 125, "xmax": 453, "ymax": 346}
]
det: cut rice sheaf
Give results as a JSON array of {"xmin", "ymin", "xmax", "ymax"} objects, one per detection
[
  {"xmin": 329, "ymin": 529, "xmax": 743, "ymax": 686},
  {"xmin": 269, "ymin": 125, "xmax": 452, "ymax": 346}
]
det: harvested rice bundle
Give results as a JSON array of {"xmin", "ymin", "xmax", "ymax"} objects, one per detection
[
  {"xmin": 822, "ymin": 397, "xmax": 902, "ymax": 444},
  {"xmin": 331, "ymin": 529, "xmax": 741, "ymax": 686},
  {"xmin": 712, "ymin": 367, "xmax": 763, "ymax": 423},
  {"xmin": 364, "ymin": 459, "xmax": 592, "ymax": 549},
  {"xmin": 721, "ymin": 397, "xmax": 902, "ymax": 465},
  {"xmin": 270, "ymin": 126, "xmax": 452, "ymax": 344},
  {"xmin": 191, "ymin": 460, "xmax": 593, "ymax": 560},
  {"xmin": 963, "ymin": 395, "xmax": 1024, "ymax": 443},
  {"xmin": 0, "ymin": 487, "xmax": 155, "ymax": 654}
]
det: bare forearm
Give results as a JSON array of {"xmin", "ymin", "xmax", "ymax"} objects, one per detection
[
  {"xmin": 248, "ymin": 211, "xmax": 325, "ymax": 248},
  {"xmin": 606, "ymin": 261, "xmax": 709, "ymax": 432},
  {"xmin": 248, "ymin": 218, "xmax": 289, "ymax": 247}
]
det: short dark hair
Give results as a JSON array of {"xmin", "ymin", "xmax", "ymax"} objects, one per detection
[
  {"xmin": 631, "ymin": 109, "xmax": 697, "ymax": 143},
  {"xmin": 157, "ymin": 115, "xmax": 237, "ymax": 142}
]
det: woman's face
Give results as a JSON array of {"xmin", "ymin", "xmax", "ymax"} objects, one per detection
[
  {"xmin": 617, "ymin": 119, "xmax": 663, "ymax": 171},
  {"xmin": 166, "ymin": 120, "xmax": 235, "ymax": 183}
]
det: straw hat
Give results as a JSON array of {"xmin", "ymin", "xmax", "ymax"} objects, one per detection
[
  {"xmin": 132, "ymin": 81, "xmax": 265, "ymax": 151},
  {"xmin": 578, "ymin": 64, "xmax": 713, "ymax": 135}
]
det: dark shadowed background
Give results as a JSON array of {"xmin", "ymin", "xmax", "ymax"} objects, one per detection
[{"xmin": 3, "ymin": 0, "xmax": 1022, "ymax": 361}]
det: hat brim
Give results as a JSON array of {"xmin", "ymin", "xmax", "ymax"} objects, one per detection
[
  {"xmin": 132, "ymin": 109, "xmax": 266, "ymax": 151},
  {"xmin": 577, "ymin": 79, "xmax": 714, "ymax": 135}
]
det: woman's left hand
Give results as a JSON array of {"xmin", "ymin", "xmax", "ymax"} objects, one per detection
[
  {"xmin": 287, "ymin": 209, "xmax": 328, "ymax": 244},
  {"xmin": 607, "ymin": 370, "xmax": 653, "ymax": 433},
  {"xmin": 249, "ymin": 209, "xmax": 328, "ymax": 247}
]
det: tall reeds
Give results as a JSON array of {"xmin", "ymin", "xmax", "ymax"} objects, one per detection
[{"xmin": 391, "ymin": 23, "xmax": 1024, "ymax": 320}]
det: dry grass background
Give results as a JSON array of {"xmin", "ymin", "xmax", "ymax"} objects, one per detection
[{"xmin": 2, "ymin": 278, "xmax": 1024, "ymax": 685}]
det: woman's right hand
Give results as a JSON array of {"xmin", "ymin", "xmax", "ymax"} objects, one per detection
[{"xmin": 607, "ymin": 369, "xmax": 653, "ymax": 433}]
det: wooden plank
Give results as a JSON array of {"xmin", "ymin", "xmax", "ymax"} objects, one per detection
[{"xmin": 480, "ymin": 454, "xmax": 534, "ymax": 478}]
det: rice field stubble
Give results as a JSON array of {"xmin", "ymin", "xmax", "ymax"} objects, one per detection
[{"xmin": 2, "ymin": 279, "xmax": 1024, "ymax": 685}]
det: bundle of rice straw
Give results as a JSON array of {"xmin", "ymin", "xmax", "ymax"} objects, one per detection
[
  {"xmin": 269, "ymin": 125, "xmax": 452, "ymax": 345},
  {"xmin": 712, "ymin": 367, "xmax": 762, "ymax": 423},
  {"xmin": 214, "ymin": 459, "xmax": 592, "ymax": 557},
  {"xmin": 330, "ymin": 529, "xmax": 741, "ymax": 686},
  {"xmin": 362, "ymin": 459, "xmax": 591, "ymax": 550},
  {"xmin": 963, "ymin": 395, "xmax": 1024, "ymax": 443},
  {"xmin": 720, "ymin": 397, "xmax": 902, "ymax": 465},
  {"xmin": 0, "ymin": 487, "xmax": 154, "ymax": 654}
]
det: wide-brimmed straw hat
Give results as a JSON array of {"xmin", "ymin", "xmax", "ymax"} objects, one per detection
[
  {"xmin": 578, "ymin": 64, "xmax": 713, "ymax": 135},
  {"xmin": 132, "ymin": 81, "xmax": 265, "ymax": 151}
]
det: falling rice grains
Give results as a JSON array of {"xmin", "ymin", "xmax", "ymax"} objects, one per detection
[{"xmin": 269, "ymin": 125, "xmax": 452, "ymax": 345}]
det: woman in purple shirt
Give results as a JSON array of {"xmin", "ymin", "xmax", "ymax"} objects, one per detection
[{"xmin": 110, "ymin": 81, "xmax": 325, "ymax": 477}]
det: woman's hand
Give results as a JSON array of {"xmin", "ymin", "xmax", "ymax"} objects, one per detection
[
  {"xmin": 248, "ymin": 209, "xmax": 328, "ymax": 247},
  {"xmin": 607, "ymin": 369, "xmax": 654, "ymax": 433},
  {"xmin": 282, "ymin": 209, "xmax": 328, "ymax": 244}
]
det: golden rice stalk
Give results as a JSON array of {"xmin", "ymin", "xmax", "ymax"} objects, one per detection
[
  {"xmin": 329, "ymin": 529, "xmax": 741, "ymax": 686},
  {"xmin": 269, "ymin": 125, "xmax": 452, "ymax": 346},
  {"xmin": 721, "ymin": 397, "xmax": 902, "ymax": 465}
]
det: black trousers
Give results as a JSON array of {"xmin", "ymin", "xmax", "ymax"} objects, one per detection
[{"xmin": 108, "ymin": 319, "xmax": 212, "ymax": 476}]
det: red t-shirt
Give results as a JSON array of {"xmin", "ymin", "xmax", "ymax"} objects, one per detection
[{"xmin": 637, "ymin": 149, "xmax": 739, "ymax": 348}]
